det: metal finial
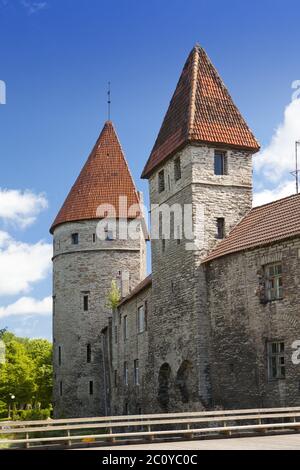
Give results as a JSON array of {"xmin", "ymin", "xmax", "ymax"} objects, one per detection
[
  {"xmin": 107, "ymin": 81, "xmax": 111, "ymax": 121},
  {"xmin": 290, "ymin": 140, "xmax": 300, "ymax": 194}
]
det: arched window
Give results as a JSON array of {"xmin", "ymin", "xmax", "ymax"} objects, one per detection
[
  {"xmin": 157, "ymin": 363, "xmax": 171, "ymax": 409},
  {"xmin": 175, "ymin": 360, "xmax": 192, "ymax": 403}
]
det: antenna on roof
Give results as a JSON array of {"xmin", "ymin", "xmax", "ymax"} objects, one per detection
[
  {"xmin": 290, "ymin": 140, "xmax": 300, "ymax": 194},
  {"xmin": 107, "ymin": 81, "xmax": 111, "ymax": 121}
]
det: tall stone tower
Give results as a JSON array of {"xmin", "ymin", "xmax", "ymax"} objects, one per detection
[
  {"xmin": 141, "ymin": 45, "xmax": 260, "ymax": 411},
  {"xmin": 51, "ymin": 120, "xmax": 147, "ymax": 418}
]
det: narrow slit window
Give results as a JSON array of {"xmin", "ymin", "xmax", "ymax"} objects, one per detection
[
  {"xmin": 174, "ymin": 157, "xmax": 181, "ymax": 181},
  {"xmin": 87, "ymin": 344, "xmax": 91, "ymax": 363},
  {"xmin": 216, "ymin": 218, "xmax": 225, "ymax": 239},
  {"xmin": 83, "ymin": 295, "xmax": 89, "ymax": 311},
  {"xmin": 158, "ymin": 169, "xmax": 165, "ymax": 193},
  {"xmin": 89, "ymin": 380, "xmax": 94, "ymax": 395},
  {"xmin": 71, "ymin": 233, "xmax": 79, "ymax": 245}
]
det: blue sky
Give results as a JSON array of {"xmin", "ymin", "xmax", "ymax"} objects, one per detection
[{"xmin": 0, "ymin": 0, "xmax": 300, "ymax": 340}]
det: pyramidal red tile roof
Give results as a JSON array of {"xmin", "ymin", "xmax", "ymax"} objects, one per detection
[
  {"xmin": 50, "ymin": 121, "xmax": 141, "ymax": 233},
  {"xmin": 204, "ymin": 193, "xmax": 300, "ymax": 263},
  {"xmin": 142, "ymin": 44, "xmax": 260, "ymax": 178}
]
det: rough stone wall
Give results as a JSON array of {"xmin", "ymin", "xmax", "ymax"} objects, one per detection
[
  {"xmin": 145, "ymin": 144, "xmax": 253, "ymax": 413},
  {"xmin": 110, "ymin": 284, "xmax": 152, "ymax": 415},
  {"xmin": 52, "ymin": 219, "xmax": 146, "ymax": 418},
  {"xmin": 207, "ymin": 237, "xmax": 300, "ymax": 409}
]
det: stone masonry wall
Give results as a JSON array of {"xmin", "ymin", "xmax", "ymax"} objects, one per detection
[
  {"xmin": 207, "ymin": 237, "xmax": 300, "ymax": 409},
  {"xmin": 145, "ymin": 143, "xmax": 253, "ymax": 413},
  {"xmin": 110, "ymin": 284, "xmax": 152, "ymax": 415},
  {"xmin": 52, "ymin": 219, "xmax": 146, "ymax": 418}
]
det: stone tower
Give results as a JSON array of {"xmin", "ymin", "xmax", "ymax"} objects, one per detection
[
  {"xmin": 51, "ymin": 120, "xmax": 147, "ymax": 418},
  {"xmin": 141, "ymin": 45, "xmax": 260, "ymax": 412}
]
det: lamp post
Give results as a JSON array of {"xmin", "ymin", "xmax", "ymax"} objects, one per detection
[{"xmin": 8, "ymin": 393, "xmax": 15, "ymax": 419}]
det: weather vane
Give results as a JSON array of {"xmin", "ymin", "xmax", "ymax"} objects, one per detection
[{"xmin": 107, "ymin": 81, "xmax": 111, "ymax": 121}]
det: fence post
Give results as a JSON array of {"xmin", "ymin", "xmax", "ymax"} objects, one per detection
[
  {"xmin": 25, "ymin": 432, "xmax": 30, "ymax": 449},
  {"xmin": 66, "ymin": 429, "xmax": 71, "ymax": 447},
  {"xmin": 147, "ymin": 425, "xmax": 154, "ymax": 441},
  {"xmin": 187, "ymin": 423, "xmax": 194, "ymax": 440},
  {"xmin": 108, "ymin": 427, "xmax": 116, "ymax": 444}
]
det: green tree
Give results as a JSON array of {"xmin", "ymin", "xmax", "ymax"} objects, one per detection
[
  {"xmin": 106, "ymin": 280, "xmax": 121, "ymax": 310},
  {"xmin": 0, "ymin": 332, "xmax": 53, "ymax": 416}
]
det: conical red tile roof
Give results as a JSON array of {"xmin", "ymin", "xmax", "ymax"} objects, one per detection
[
  {"xmin": 50, "ymin": 121, "xmax": 140, "ymax": 233},
  {"xmin": 142, "ymin": 45, "xmax": 260, "ymax": 178}
]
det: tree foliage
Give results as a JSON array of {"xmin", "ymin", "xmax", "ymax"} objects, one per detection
[
  {"xmin": 106, "ymin": 280, "xmax": 121, "ymax": 310},
  {"xmin": 0, "ymin": 331, "xmax": 53, "ymax": 416}
]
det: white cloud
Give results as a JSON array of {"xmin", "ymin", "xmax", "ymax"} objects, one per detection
[
  {"xmin": 0, "ymin": 188, "xmax": 48, "ymax": 228},
  {"xmin": 0, "ymin": 296, "xmax": 51, "ymax": 318},
  {"xmin": 253, "ymin": 180, "xmax": 295, "ymax": 207},
  {"xmin": 254, "ymin": 98, "xmax": 300, "ymax": 183},
  {"xmin": 20, "ymin": 1, "xmax": 47, "ymax": 15},
  {"xmin": 0, "ymin": 230, "xmax": 52, "ymax": 296}
]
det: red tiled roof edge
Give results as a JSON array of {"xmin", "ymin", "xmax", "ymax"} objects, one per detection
[
  {"xmin": 203, "ymin": 193, "xmax": 300, "ymax": 263},
  {"xmin": 118, "ymin": 274, "xmax": 152, "ymax": 307}
]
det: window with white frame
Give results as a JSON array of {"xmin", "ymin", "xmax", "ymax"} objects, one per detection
[
  {"xmin": 124, "ymin": 361, "xmax": 128, "ymax": 385},
  {"xmin": 137, "ymin": 305, "xmax": 145, "ymax": 333},
  {"xmin": 134, "ymin": 359, "xmax": 139, "ymax": 385},
  {"xmin": 264, "ymin": 262, "xmax": 283, "ymax": 301},
  {"xmin": 267, "ymin": 341, "xmax": 285, "ymax": 379}
]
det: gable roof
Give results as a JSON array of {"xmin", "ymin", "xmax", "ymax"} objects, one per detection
[
  {"xmin": 50, "ymin": 121, "xmax": 141, "ymax": 233},
  {"xmin": 142, "ymin": 44, "xmax": 260, "ymax": 178},
  {"xmin": 204, "ymin": 193, "xmax": 300, "ymax": 263}
]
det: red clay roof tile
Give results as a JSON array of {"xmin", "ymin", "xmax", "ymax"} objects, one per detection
[
  {"xmin": 204, "ymin": 193, "xmax": 300, "ymax": 262},
  {"xmin": 142, "ymin": 45, "xmax": 260, "ymax": 178},
  {"xmin": 50, "ymin": 121, "xmax": 140, "ymax": 233}
]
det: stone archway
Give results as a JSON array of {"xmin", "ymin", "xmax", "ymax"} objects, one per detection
[
  {"xmin": 175, "ymin": 360, "xmax": 192, "ymax": 403},
  {"xmin": 157, "ymin": 363, "xmax": 171, "ymax": 409}
]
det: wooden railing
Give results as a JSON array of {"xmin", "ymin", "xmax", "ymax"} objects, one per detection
[{"xmin": 1, "ymin": 406, "xmax": 300, "ymax": 449}]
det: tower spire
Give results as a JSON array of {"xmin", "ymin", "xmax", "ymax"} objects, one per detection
[{"xmin": 107, "ymin": 81, "xmax": 111, "ymax": 121}]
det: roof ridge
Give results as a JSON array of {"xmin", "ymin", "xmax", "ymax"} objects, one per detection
[
  {"xmin": 252, "ymin": 191, "xmax": 300, "ymax": 211},
  {"xmin": 187, "ymin": 46, "xmax": 199, "ymax": 139}
]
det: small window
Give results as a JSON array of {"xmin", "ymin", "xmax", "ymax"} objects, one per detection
[
  {"xmin": 114, "ymin": 370, "xmax": 118, "ymax": 387},
  {"xmin": 264, "ymin": 263, "xmax": 283, "ymax": 301},
  {"xmin": 92, "ymin": 233, "xmax": 96, "ymax": 243},
  {"xmin": 158, "ymin": 169, "xmax": 165, "ymax": 193},
  {"xmin": 137, "ymin": 305, "xmax": 145, "ymax": 333},
  {"xmin": 134, "ymin": 359, "xmax": 139, "ymax": 385},
  {"xmin": 124, "ymin": 402, "xmax": 129, "ymax": 415},
  {"xmin": 71, "ymin": 233, "xmax": 79, "ymax": 245},
  {"xmin": 89, "ymin": 380, "xmax": 94, "ymax": 395},
  {"xmin": 214, "ymin": 152, "xmax": 227, "ymax": 175},
  {"xmin": 174, "ymin": 157, "xmax": 181, "ymax": 181},
  {"xmin": 104, "ymin": 226, "xmax": 115, "ymax": 241},
  {"xmin": 216, "ymin": 218, "xmax": 225, "ymax": 239},
  {"xmin": 268, "ymin": 341, "xmax": 285, "ymax": 379},
  {"xmin": 124, "ymin": 361, "xmax": 128, "ymax": 385},
  {"xmin": 58, "ymin": 346, "xmax": 61, "ymax": 366},
  {"xmin": 123, "ymin": 315, "xmax": 128, "ymax": 341},
  {"xmin": 144, "ymin": 300, "xmax": 148, "ymax": 331},
  {"xmin": 87, "ymin": 344, "xmax": 91, "ymax": 363},
  {"xmin": 114, "ymin": 325, "xmax": 118, "ymax": 344},
  {"xmin": 59, "ymin": 381, "xmax": 63, "ymax": 396},
  {"xmin": 162, "ymin": 238, "xmax": 166, "ymax": 252},
  {"xmin": 83, "ymin": 295, "xmax": 89, "ymax": 312}
]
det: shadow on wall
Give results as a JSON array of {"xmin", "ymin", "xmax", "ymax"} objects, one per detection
[{"xmin": 157, "ymin": 360, "xmax": 194, "ymax": 410}]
